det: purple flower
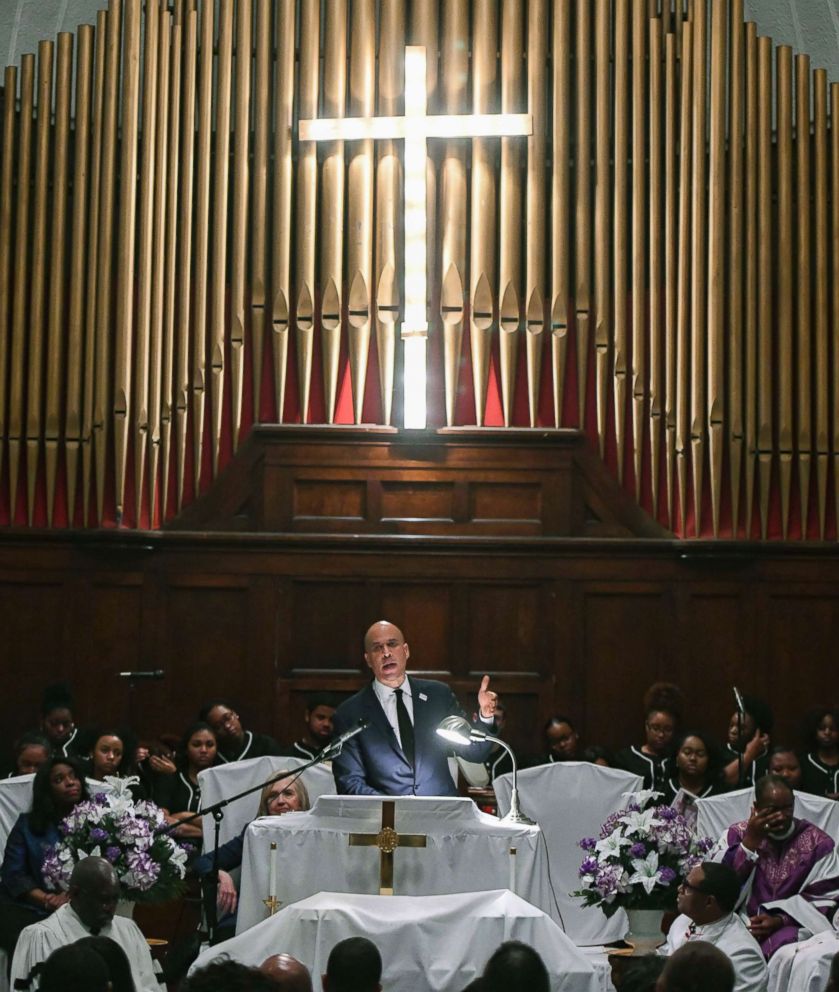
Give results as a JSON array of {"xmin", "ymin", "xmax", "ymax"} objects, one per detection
[
  {"xmin": 579, "ymin": 857, "xmax": 599, "ymax": 876},
  {"xmin": 659, "ymin": 867, "xmax": 677, "ymax": 883},
  {"xmin": 105, "ymin": 846, "xmax": 122, "ymax": 864},
  {"xmin": 90, "ymin": 827, "xmax": 109, "ymax": 843},
  {"xmin": 657, "ymin": 805, "xmax": 679, "ymax": 821},
  {"xmin": 629, "ymin": 842, "xmax": 647, "ymax": 858},
  {"xmin": 580, "ymin": 837, "xmax": 597, "ymax": 851}
]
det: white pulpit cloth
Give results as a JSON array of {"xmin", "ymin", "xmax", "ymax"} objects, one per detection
[
  {"xmin": 767, "ymin": 930, "xmax": 839, "ymax": 992},
  {"xmin": 0, "ymin": 774, "xmax": 34, "ymax": 857},
  {"xmin": 494, "ymin": 762, "xmax": 643, "ymax": 945},
  {"xmin": 192, "ymin": 889, "xmax": 609, "ymax": 992},
  {"xmin": 235, "ymin": 795, "xmax": 555, "ymax": 934},
  {"xmin": 696, "ymin": 788, "xmax": 839, "ymax": 842},
  {"xmin": 198, "ymin": 756, "xmax": 336, "ymax": 849}
]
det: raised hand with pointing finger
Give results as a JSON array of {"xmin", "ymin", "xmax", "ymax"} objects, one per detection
[{"xmin": 478, "ymin": 674, "xmax": 497, "ymax": 719}]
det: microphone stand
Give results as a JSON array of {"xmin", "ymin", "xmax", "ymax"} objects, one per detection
[{"xmin": 158, "ymin": 742, "xmax": 342, "ymax": 945}]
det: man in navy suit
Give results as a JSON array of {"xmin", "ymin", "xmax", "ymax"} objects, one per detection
[{"xmin": 332, "ymin": 620, "xmax": 498, "ymax": 796}]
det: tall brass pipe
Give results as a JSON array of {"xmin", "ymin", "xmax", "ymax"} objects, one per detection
[
  {"xmin": 209, "ymin": 0, "xmax": 234, "ymax": 475},
  {"xmin": 613, "ymin": 0, "xmax": 629, "ymax": 483},
  {"xmin": 0, "ymin": 67, "xmax": 16, "ymax": 500},
  {"xmin": 498, "ymin": 0, "xmax": 524, "ymax": 427},
  {"xmin": 26, "ymin": 41, "xmax": 55, "ymax": 524},
  {"xmin": 756, "ymin": 37, "xmax": 773, "ymax": 539},
  {"xmin": 795, "ymin": 55, "xmax": 812, "ymax": 537},
  {"xmin": 320, "ymin": 0, "xmax": 347, "ymax": 425},
  {"xmin": 775, "ymin": 46, "xmax": 793, "ymax": 538},
  {"xmin": 439, "ymin": 0, "xmax": 467, "ymax": 427},
  {"xmin": 663, "ymin": 32, "xmax": 677, "ymax": 528},
  {"xmin": 347, "ymin": 0, "xmax": 376, "ymax": 424},
  {"xmin": 707, "ymin": 0, "xmax": 725, "ymax": 537},
  {"xmin": 45, "ymin": 33, "xmax": 74, "ymax": 526},
  {"xmin": 813, "ymin": 71, "xmax": 828, "ymax": 538},
  {"xmin": 648, "ymin": 20, "xmax": 663, "ymax": 520},
  {"xmin": 576, "ymin": 3, "xmax": 593, "ymax": 429},
  {"xmin": 175, "ymin": 10, "xmax": 198, "ymax": 510},
  {"xmin": 743, "ymin": 22, "xmax": 758, "ymax": 537},
  {"xmin": 133, "ymin": 0, "xmax": 161, "ymax": 524},
  {"xmin": 630, "ymin": 0, "xmax": 647, "ymax": 500},
  {"xmin": 230, "ymin": 0, "xmax": 251, "ymax": 450},
  {"xmin": 66, "ymin": 26, "xmax": 93, "ymax": 526},
  {"xmin": 593, "ymin": 0, "xmax": 609, "ymax": 452},
  {"xmin": 250, "ymin": 0, "xmax": 271, "ymax": 421},
  {"xmin": 548, "ymin": 0, "xmax": 567, "ymax": 428},
  {"xmin": 831, "ymin": 84, "xmax": 839, "ymax": 537}
]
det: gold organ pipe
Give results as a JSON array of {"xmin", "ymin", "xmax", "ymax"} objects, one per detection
[
  {"xmin": 630, "ymin": 0, "xmax": 647, "ymax": 500},
  {"xmin": 45, "ymin": 33, "xmax": 74, "ymax": 526},
  {"xmin": 813, "ymin": 71, "xmax": 828, "ymax": 538},
  {"xmin": 776, "ymin": 46, "xmax": 793, "ymax": 538},
  {"xmin": 295, "ymin": 0, "xmax": 319, "ymax": 424},
  {"xmin": 593, "ymin": 0, "xmax": 609, "ymax": 452},
  {"xmin": 707, "ymin": 0, "xmax": 726, "ymax": 537},
  {"xmin": 66, "ymin": 25, "xmax": 93, "ymax": 526},
  {"xmin": 209, "ymin": 0, "xmax": 233, "ymax": 475},
  {"xmin": 469, "ymin": 0, "xmax": 498, "ymax": 426},
  {"xmin": 26, "ymin": 41, "xmax": 55, "ymax": 524},
  {"xmin": 689, "ymin": 0, "xmax": 707, "ymax": 537},
  {"xmin": 613, "ymin": 0, "xmax": 629, "ymax": 483},
  {"xmin": 133, "ymin": 0, "xmax": 160, "ymax": 524},
  {"xmin": 149, "ymin": 7, "xmax": 171, "ymax": 526},
  {"xmin": 0, "ymin": 67, "xmax": 15, "ymax": 496},
  {"xmin": 159, "ymin": 16, "xmax": 182, "ymax": 522},
  {"xmin": 795, "ymin": 55, "xmax": 812, "ymax": 537},
  {"xmin": 320, "ymin": 0, "xmax": 347, "ymax": 425},
  {"xmin": 663, "ymin": 32, "xmax": 677, "ymax": 528},
  {"xmin": 675, "ymin": 22, "xmax": 693, "ymax": 533},
  {"xmin": 648, "ymin": 20, "xmax": 663, "ymax": 521},
  {"xmin": 230, "ymin": 0, "xmax": 251, "ymax": 450},
  {"xmin": 743, "ymin": 22, "xmax": 758, "ymax": 537},
  {"xmin": 191, "ymin": 0, "xmax": 214, "ymax": 494},
  {"xmin": 113, "ymin": 0, "xmax": 142, "ymax": 525},
  {"xmin": 756, "ymin": 37, "xmax": 773, "ymax": 539},
  {"xmin": 548, "ymin": 0, "xmax": 568, "ymax": 428},
  {"xmin": 498, "ymin": 0, "xmax": 524, "ymax": 427},
  {"xmin": 831, "ymin": 83, "xmax": 839, "ymax": 538},
  {"xmin": 83, "ymin": 10, "xmax": 108, "ymax": 525},
  {"xmin": 576, "ymin": 3, "xmax": 592, "ymax": 429},
  {"xmin": 727, "ymin": 0, "xmax": 745, "ymax": 536},
  {"xmin": 271, "ymin": 0, "xmax": 295, "ymax": 422},
  {"xmin": 175, "ymin": 10, "xmax": 198, "ymax": 510},
  {"xmin": 8, "ymin": 55, "xmax": 34, "ymax": 520},
  {"xmin": 439, "ymin": 0, "xmax": 467, "ymax": 427},
  {"xmin": 376, "ymin": 0, "xmax": 405, "ymax": 426},
  {"xmin": 250, "ymin": 0, "xmax": 270, "ymax": 421},
  {"xmin": 347, "ymin": 0, "xmax": 376, "ymax": 424}
]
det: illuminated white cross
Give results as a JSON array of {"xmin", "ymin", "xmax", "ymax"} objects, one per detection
[{"xmin": 299, "ymin": 46, "xmax": 532, "ymax": 429}]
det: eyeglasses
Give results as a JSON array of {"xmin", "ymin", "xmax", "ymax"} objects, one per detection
[{"xmin": 679, "ymin": 880, "xmax": 709, "ymax": 894}]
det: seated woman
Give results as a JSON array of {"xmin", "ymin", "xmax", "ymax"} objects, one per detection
[
  {"xmin": 0, "ymin": 756, "xmax": 89, "ymax": 956},
  {"xmin": 191, "ymin": 771, "xmax": 310, "ymax": 920},
  {"xmin": 39, "ymin": 684, "xmax": 81, "ymax": 759},
  {"xmin": 661, "ymin": 731, "xmax": 725, "ymax": 819},
  {"xmin": 800, "ymin": 706, "xmax": 839, "ymax": 799},
  {"xmin": 721, "ymin": 693, "xmax": 773, "ymax": 787},
  {"xmin": 153, "ymin": 722, "xmax": 220, "ymax": 842},
  {"xmin": 768, "ymin": 744, "xmax": 803, "ymax": 790},
  {"xmin": 7, "ymin": 733, "xmax": 51, "ymax": 778},
  {"xmin": 614, "ymin": 682, "xmax": 683, "ymax": 792},
  {"xmin": 81, "ymin": 727, "xmax": 147, "ymax": 799}
]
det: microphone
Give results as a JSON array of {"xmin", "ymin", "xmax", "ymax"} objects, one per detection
[
  {"xmin": 321, "ymin": 719, "xmax": 370, "ymax": 757},
  {"xmin": 733, "ymin": 685, "xmax": 745, "ymax": 714},
  {"xmin": 117, "ymin": 670, "xmax": 165, "ymax": 680}
]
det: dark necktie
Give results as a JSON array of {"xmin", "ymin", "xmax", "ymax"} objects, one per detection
[{"xmin": 394, "ymin": 688, "xmax": 415, "ymax": 766}]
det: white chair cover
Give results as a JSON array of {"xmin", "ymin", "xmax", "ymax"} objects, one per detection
[
  {"xmin": 494, "ymin": 761, "xmax": 643, "ymax": 945},
  {"xmin": 696, "ymin": 787, "xmax": 839, "ymax": 842},
  {"xmin": 191, "ymin": 889, "xmax": 609, "ymax": 992},
  {"xmin": 767, "ymin": 930, "xmax": 839, "ymax": 992},
  {"xmin": 197, "ymin": 756, "xmax": 336, "ymax": 849},
  {"xmin": 0, "ymin": 774, "xmax": 34, "ymax": 859}
]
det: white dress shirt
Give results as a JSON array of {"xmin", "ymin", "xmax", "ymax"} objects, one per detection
[{"xmin": 663, "ymin": 911, "xmax": 768, "ymax": 992}]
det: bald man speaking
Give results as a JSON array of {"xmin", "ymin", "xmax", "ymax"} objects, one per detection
[{"xmin": 331, "ymin": 621, "xmax": 497, "ymax": 796}]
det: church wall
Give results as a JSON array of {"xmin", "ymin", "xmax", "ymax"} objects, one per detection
[{"xmin": 1, "ymin": 533, "xmax": 837, "ymax": 763}]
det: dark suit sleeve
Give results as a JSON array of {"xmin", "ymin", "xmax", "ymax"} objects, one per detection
[
  {"xmin": 192, "ymin": 830, "xmax": 247, "ymax": 876},
  {"xmin": 331, "ymin": 705, "xmax": 383, "ymax": 796}
]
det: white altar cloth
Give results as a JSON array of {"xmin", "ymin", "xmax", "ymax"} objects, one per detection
[
  {"xmin": 235, "ymin": 795, "xmax": 555, "ymax": 934},
  {"xmin": 695, "ymin": 787, "xmax": 839, "ymax": 842},
  {"xmin": 193, "ymin": 889, "xmax": 607, "ymax": 992},
  {"xmin": 197, "ymin": 756, "xmax": 336, "ymax": 849},
  {"xmin": 767, "ymin": 930, "xmax": 839, "ymax": 992},
  {"xmin": 0, "ymin": 774, "xmax": 34, "ymax": 856}
]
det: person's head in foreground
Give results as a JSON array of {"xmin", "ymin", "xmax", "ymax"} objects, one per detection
[
  {"xmin": 827, "ymin": 950, "xmax": 839, "ymax": 992},
  {"xmin": 620, "ymin": 954, "xmax": 666, "ymax": 992},
  {"xmin": 259, "ymin": 953, "xmax": 313, "ymax": 992},
  {"xmin": 656, "ymin": 941, "xmax": 735, "ymax": 992},
  {"xmin": 181, "ymin": 956, "xmax": 282, "ymax": 991},
  {"xmin": 70, "ymin": 856, "xmax": 120, "ymax": 933},
  {"xmin": 481, "ymin": 941, "xmax": 549, "ymax": 992},
  {"xmin": 27, "ymin": 941, "xmax": 112, "ymax": 992},
  {"xmin": 676, "ymin": 861, "xmax": 741, "ymax": 924},
  {"xmin": 322, "ymin": 937, "xmax": 383, "ymax": 992}
]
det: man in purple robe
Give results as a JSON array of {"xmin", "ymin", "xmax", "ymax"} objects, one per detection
[{"xmin": 721, "ymin": 774, "xmax": 839, "ymax": 958}]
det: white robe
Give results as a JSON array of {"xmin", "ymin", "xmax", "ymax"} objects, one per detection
[
  {"xmin": 662, "ymin": 911, "xmax": 768, "ymax": 992},
  {"xmin": 10, "ymin": 902, "xmax": 159, "ymax": 992}
]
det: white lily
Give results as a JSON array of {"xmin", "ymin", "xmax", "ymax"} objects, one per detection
[
  {"xmin": 628, "ymin": 850, "xmax": 664, "ymax": 894},
  {"xmin": 595, "ymin": 831, "xmax": 633, "ymax": 858},
  {"xmin": 620, "ymin": 807, "xmax": 664, "ymax": 837},
  {"xmin": 622, "ymin": 789, "xmax": 663, "ymax": 807}
]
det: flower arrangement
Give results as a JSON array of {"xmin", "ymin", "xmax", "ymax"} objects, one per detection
[
  {"xmin": 42, "ymin": 777, "xmax": 191, "ymax": 904},
  {"xmin": 573, "ymin": 789, "xmax": 715, "ymax": 917}
]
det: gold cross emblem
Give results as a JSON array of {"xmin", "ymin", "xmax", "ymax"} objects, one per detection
[{"xmin": 348, "ymin": 799, "xmax": 428, "ymax": 895}]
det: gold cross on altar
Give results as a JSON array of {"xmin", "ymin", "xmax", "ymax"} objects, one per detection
[
  {"xmin": 348, "ymin": 799, "xmax": 428, "ymax": 896},
  {"xmin": 299, "ymin": 46, "xmax": 532, "ymax": 429}
]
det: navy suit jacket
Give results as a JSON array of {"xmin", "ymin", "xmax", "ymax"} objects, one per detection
[{"xmin": 332, "ymin": 677, "xmax": 495, "ymax": 796}]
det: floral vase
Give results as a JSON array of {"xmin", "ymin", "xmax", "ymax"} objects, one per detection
[
  {"xmin": 115, "ymin": 899, "xmax": 135, "ymax": 919},
  {"xmin": 625, "ymin": 908, "xmax": 664, "ymax": 952}
]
